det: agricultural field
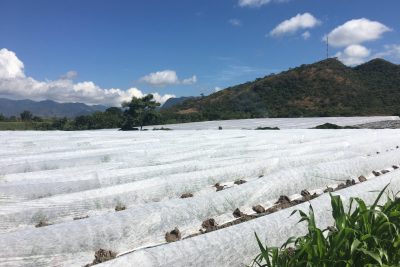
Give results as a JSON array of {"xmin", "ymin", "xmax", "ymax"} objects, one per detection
[
  {"xmin": 1, "ymin": 117, "xmax": 400, "ymax": 266},
  {"xmin": 147, "ymin": 116, "xmax": 399, "ymax": 130}
]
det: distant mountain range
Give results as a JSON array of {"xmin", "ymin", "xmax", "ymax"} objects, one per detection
[
  {"xmin": 0, "ymin": 98, "xmax": 107, "ymax": 118},
  {"xmin": 165, "ymin": 58, "xmax": 400, "ymax": 119}
]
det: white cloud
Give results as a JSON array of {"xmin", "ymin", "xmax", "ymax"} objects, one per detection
[
  {"xmin": 327, "ymin": 18, "xmax": 391, "ymax": 47},
  {"xmin": 270, "ymin": 13, "xmax": 321, "ymax": 37},
  {"xmin": 374, "ymin": 44, "xmax": 400, "ymax": 61},
  {"xmin": 238, "ymin": 0, "xmax": 290, "ymax": 7},
  {"xmin": 229, "ymin": 19, "xmax": 242, "ymax": 27},
  {"xmin": 152, "ymin": 93, "xmax": 176, "ymax": 104},
  {"xmin": 335, "ymin": 44, "xmax": 371, "ymax": 65},
  {"xmin": 214, "ymin": 86, "xmax": 222, "ymax": 92},
  {"xmin": 0, "ymin": 48, "xmax": 174, "ymax": 106},
  {"xmin": 140, "ymin": 70, "xmax": 178, "ymax": 86},
  {"xmin": 140, "ymin": 70, "xmax": 197, "ymax": 87},
  {"xmin": 182, "ymin": 75, "xmax": 197, "ymax": 85},
  {"xmin": 302, "ymin": 31, "xmax": 311, "ymax": 40},
  {"xmin": 0, "ymin": 48, "xmax": 25, "ymax": 79},
  {"xmin": 238, "ymin": 0, "xmax": 270, "ymax": 7},
  {"xmin": 60, "ymin": 70, "xmax": 78, "ymax": 80}
]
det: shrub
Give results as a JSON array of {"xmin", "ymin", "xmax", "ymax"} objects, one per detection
[
  {"xmin": 313, "ymin": 123, "xmax": 358, "ymax": 129},
  {"xmin": 255, "ymin": 126, "xmax": 280, "ymax": 130},
  {"xmin": 253, "ymin": 185, "xmax": 400, "ymax": 267}
]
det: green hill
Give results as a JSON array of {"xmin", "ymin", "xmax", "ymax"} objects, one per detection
[{"xmin": 164, "ymin": 58, "xmax": 400, "ymax": 120}]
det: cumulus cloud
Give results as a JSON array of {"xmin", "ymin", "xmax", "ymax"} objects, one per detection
[
  {"xmin": 326, "ymin": 18, "xmax": 391, "ymax": 47},
  {"xmin": 0, "ymin": 48, "xmax": 174, "ymax": 106},
  {"xmin": 270, "ymin": 13, "xmax": 321, "ymax": 37},
  {"xmin": 374, "ymin": 44, "xmax": 400, "ymax": 61},
  {"xmin": 302, "ymin": 31, "xmax": 311, "ymax": 40},
  {"xmin": 140, "ymin": 70, "xmax": 197, "ymax": 87},
  {"xmin": 335, "ymin": 44, "xmax": 371, "ymax": 66},
  {"xmin": 0, "ymin": 48, "xmax": 25, "ymax": 79},
  {"xmin": 214, "ymin": 86, "xmax": 222, "ymax": 92},
  {"xmin": 229, "ymin": 19, "xmax": 242, "ymax": 27}
]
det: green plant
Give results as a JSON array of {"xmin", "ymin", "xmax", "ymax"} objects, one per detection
[
  {"xmin": 121, "ymin": 94, "xmax": 160, "ymax": 131},
  {"xmin": 253, "ymin": 185, "xmax": 400, "ymax": 267}
]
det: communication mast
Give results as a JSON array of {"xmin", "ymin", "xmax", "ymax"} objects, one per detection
[{"xmin": 326, "ymin": 35, "xmax": 329, "ymax": 59}]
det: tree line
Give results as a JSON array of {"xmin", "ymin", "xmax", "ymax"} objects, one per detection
[{"xmin": 0, "ymin": 94, "xmax": 186, "ymax": 130}]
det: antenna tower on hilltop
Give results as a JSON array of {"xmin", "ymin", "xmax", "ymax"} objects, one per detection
[{"xmin": 326, "ymin": 35, "xmax": 329, "ymax": 59}]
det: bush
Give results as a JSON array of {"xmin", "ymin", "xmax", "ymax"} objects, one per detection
[
  {"xmin": 313, "ymin": 123, "xmax": 358, "ymax": 129},
  {"xmin": 253, "ymin": 185, "xmax": 400, "ymax": 267},
  {"xmin": 255, "ymin": 126, "xmax": 280, "ymax": 130}
]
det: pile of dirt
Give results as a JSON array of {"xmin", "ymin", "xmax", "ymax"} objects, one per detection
[
  {"xmin": 214, "ymin": 183, "xmax": 225, "ymax": 192},
  {"xmin": 115, "ymin": 203, "xmax": 126, "ymax": 211},
  {"xmin": 233, "ymin": 208, "xmax": 244, "ymax": 218},
  {"xmin": 358, "ymin": 175, "xmax": 367, "ymax": 182},
  {"xmin": 252, "ymin": 205, "xmax": 265, "ymax": 214},
  {"xmin": 234, "ymin": 180, "xmax": 247, "ymax": 185},
  {"xmin": 35, "ymin": 220, "xmax": 52, "ymax": 228},
  {"xmin": 165, "ymin": 227, "xmax": 181, "ymax": 242},
  {"xmin": 180, "ymin": 193, "xmax": 193, "ymax": 198},
  {"xmin": 84, "ymin": 249, "xmax": 117, "ymax": 266},
  {"xmin": 201, "ymin": 218, "xmax": 218, "ymax": 231}
]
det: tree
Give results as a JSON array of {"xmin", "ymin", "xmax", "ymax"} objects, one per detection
[
  {"xmin": 20, "ymin": 110, "xmax": 33, "ymax": 121},
  {"xmin": 121, "ymin": 94, "xmax": 160, "ymax": 130},
  {"xmin": 51, "ymin": 117, "xmax": 68, "ymax": 130}
]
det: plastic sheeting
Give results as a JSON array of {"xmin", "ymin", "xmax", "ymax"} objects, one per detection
[
  {"xmin": 1, "ymin": 127, "xmax": 400, "ymax": 266},
  {"xmin": 102, "ymin": 171, "xmax": 400, "ymax": 267}
]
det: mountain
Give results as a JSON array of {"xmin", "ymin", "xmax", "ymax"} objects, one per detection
[
  {"xmin": 0, "ymin": 98, "xmax": 107, "ymax": 118},
  {"xmin": 165, "ymin": 58, "xmax": 400, "ymax": 119},
  {"xmin": 161, "ymin": 96, "xmax": 197, "ymax": 109}
]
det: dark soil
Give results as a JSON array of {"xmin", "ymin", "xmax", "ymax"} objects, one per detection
[
  {"xmin": 358, "ymin": 175, "xmax": 367, "ymax": 182},
  {"xmin": 115, "ymin": 204, "xmax": 126, "ymax": 211},
  {"xmin": 35, "ymin": 220, "xmax": 52, "ymax": 228},
  {"xmin": 275, "ymin": 195, "xmax": 291, "ymax": 205},
  {"xmin": 201, "ymin": 218, "xmax": 218, "ymax": 231},
  {"xmin": 215, "ymin": 183, "xmax": 225, "ymax": 191},
  {"xmin": 84, "ymin": 249, "xmax": 117, "ymax": 266},
  {"xmin": 233, "ymin": 208, "xmax": 244, "ymax": 218},
  {"xmin": 180, "ymin": 193, "xmax": 193, "ymax": 198},
  {"xmin": 372, "ymin": 171, "xmax": 381, "ymax": 176},
  {"xmin": 252, "ymin": 205, "xmax": 265, "ymax": 214}
]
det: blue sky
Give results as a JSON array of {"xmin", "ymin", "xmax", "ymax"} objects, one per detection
[{"xmin": 0, "ymin": 0, "xmax": 399, "ymax": 106}]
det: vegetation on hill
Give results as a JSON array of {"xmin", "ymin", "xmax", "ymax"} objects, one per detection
[
  {"xmin": 165, "ymin": 58, "xmax": 400, "ymax": 120},
  {"xmin": 252, "ymin": 186, "xmax": 400, "ymax": 267}
]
